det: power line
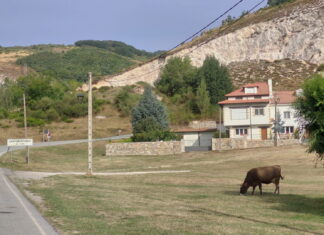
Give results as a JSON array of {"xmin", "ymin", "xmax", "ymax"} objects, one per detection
[
  {"xmin": 167, "ymin": 0, "xmax": 244, "ymax": 52},
  {"xmin": 102, "ymin": 0, "xmax": 267, "ymax": 85}
]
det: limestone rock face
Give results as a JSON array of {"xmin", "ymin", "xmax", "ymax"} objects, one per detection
[{"xmin": 84, "ymin": 0, "xmax": 324, "ymax": 90}]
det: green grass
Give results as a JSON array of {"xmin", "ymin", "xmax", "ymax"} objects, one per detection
[{"xmin": 2, "ymin": 144, "xmax": 324, "ymax": 234}]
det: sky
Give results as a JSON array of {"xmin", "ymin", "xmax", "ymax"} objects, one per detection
[{"xmin": 0, "ymin": 0, "xmax": 267, "ymax": 52}]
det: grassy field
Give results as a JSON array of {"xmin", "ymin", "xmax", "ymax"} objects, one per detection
[{"xmin": 1, "ymin": 144, "xmax": 324, "ymax": 234}]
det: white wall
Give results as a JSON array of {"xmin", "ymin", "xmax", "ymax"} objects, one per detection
[
  {"xmin": 182, "ymin": 132, "xmax": 214, "ymax": 147},
  {"xmin": 229, "ymin": 126, "xmax": 264, "ymax": 140},
  {"xmin": 223, "ymin": 104, "xmax": 271, "ymax": 126}
]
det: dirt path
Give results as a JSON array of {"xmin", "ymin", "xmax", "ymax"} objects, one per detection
[{"xmin": 13, "ymin": 170, "xmax": 191, "ymax": 180}]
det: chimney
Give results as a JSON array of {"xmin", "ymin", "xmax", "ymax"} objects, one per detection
[{"xmin": 268, "ymin": 79, "xmax": 273, "ymax": 98}]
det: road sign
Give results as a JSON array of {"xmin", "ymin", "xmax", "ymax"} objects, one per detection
[{"xmin": 7, "ymin": 139, "xmax": 33, "ymax": 147}]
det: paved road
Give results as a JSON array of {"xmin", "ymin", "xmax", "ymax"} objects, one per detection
[
  {"xmin": 0, "ymin": 168, "xmax": 58, "ymax": 235},
  {"xmin": 0, "ymin": 134, "xmax": 132, "ymax": 157}
]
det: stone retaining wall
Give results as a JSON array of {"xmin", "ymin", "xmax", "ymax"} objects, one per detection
[
  {"xmin": 106, "ymin": 141, "xmax": 184, "ymax": 156},
  {"xmin": 212, "ymin": 138, "xmax": 299, "ymax": 151}
]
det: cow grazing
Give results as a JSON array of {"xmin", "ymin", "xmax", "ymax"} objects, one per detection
[{"xmin": 240, "ymin": 165, "xmax": 284, "ymax": 195}]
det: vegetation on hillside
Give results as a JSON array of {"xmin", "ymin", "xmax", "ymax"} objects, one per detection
[
  {"xmin": 16, "ymin": 47, "xmax": 135, "ymax": 82},
  {"xmin": 114, "ymin": 86, "xmax": 142, "ymax": 117},
  {"xmin": 295, "ymin": 74, "xmax": 324, "ymax": 161},
  {"xmin": 75, "ymin": 40, "xmax": 164, "ymax": 59},
  {"xmin": 156, "ymin": 56, "xmax": 232, "ymax": 124},
  {"xmin": 268, "ymin": 0, "xmax": 293, "ymax": 6},
  {"xmin": 0, "ymin": 73, "xmax": 105, "ymax": 127}
]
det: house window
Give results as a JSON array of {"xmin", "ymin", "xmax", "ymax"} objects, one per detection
[
  {"xmin": 231, "ymin": 108, "xmax": 247, "ymax": 120},
  {"xmin": 284, "ymin": 111, "xmax": 291, "ymax": 119},
  {"xmin": 236, "ymin": 128, "xmax": 248, "ymax": 136},
  {"xmin": 245, "ymin": 87, "xmax": 257, "ymax": 94},
  {"xmin": 283, "ymin": 126, "xmax": 294, "ymax": 134},
  {"xmin": 255, "ymin": 108, "xmax": 264, "ymax": 116}
]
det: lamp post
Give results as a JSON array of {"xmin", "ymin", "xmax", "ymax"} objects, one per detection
[{"xmin": 273, "ymin": 96, "xmax": 280, "ymax": 147}]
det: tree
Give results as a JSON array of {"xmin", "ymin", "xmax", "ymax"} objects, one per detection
[
  {"xmin": 294, "ymin": 75, "xmax": 324, "ymax": 161},
  {"xmin": 198, "ymin": 56, "xmax": 233, "ymax": 104},
  {"xmin": 272, "ymin": 113, "xmax": 285, "ymax": 137},
  {"xmin": 156, "ymin": 57, "xmax": 198, "ymax": 96},
  {"xmin": 268, "ymin": 0, "xmax": 291, "ymax": 6},
  {"xmin": 222, "ymin": 15, "xmax": 236, "ymax": 26},
  {"xmin": 196, "ymin": 79, "xmax": 211, "ymax": 118},
  {"xmin": 132, "ymin": 87, "xmax": 175, "ymax": 141}
]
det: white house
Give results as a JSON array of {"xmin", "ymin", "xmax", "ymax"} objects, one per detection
[{"xmin": 218, "ymin": 79, "xmax": 298, "ymax": 140}]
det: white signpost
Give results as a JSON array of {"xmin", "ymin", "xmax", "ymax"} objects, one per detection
[{"xmin": 7, "ymin": 139, "xmax": 33, "ymax": 147}]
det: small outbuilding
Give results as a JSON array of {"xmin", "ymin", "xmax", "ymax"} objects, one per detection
[{"xmin": 174, "ymin": 128, "xmax": 217, "ymax": 152}]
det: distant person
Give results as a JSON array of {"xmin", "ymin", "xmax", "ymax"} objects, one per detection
[{"xmin": 47, "ymin": 132, "xmax": 52, "ymax": 142}]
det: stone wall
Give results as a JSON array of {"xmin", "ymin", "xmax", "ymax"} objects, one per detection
[
  {"xmin": 212, "ymin": 138, "xmax": 299, "ymax": 151},
  {"xmin": 106, "ymin": 141, "xmax": 184, "ymax": 156}
]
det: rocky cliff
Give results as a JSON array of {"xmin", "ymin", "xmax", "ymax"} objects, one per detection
[{"xmin": 85, "ymin": 0, "xmax": 323, "ymax": 91}]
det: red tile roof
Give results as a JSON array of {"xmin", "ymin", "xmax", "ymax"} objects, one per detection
[
  {"xmin": 271, "ymin": 91, "xmax": 296, "ymax": 104},
  {"xmin": 225, "ymin": 82, "xmax": 269, "ymax": 97},
  {"xmin": 218, "ymin": 99, "xmax": 270, "ymax": 105}
]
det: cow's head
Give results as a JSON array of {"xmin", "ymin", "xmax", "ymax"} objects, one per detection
[{"xmin": 240, "ymin": 182, "xmax": 249, "ymax": 195}]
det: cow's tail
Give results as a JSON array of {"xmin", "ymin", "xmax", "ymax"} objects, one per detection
[{"xmin": 280, "ymin": 175, "xmax": 284, "ymax": 180}]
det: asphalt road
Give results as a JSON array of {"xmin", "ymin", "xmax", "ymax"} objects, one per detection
[
  {"xmin": 0, "ymin": 134, "xmax": 132, "ymax": 157},
  {"xmin": 0, "ymin": 134, "xmax": 131, "ymax": 234},
  {"xmin": 0, "ymin": 168, "xmax": 58, "ymax": 235}
]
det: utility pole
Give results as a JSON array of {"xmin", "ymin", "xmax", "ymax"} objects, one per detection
[
  {"xmin": 87, "ymin": 72, "xmax": 93, "ymax": 175},
  {"xmin": 23, "ymin": 93, "xmax": 29, "ymax": 164},
  {"xmin": 218, "ymin": 105, "xmax": 222, "ymax": 151},
  {"xmin": 249, "ymin": 106, "xmax": 252, "ymax": 140},
  {"xmin": 274, "ymin": 97, "xmax": 280, "ymax": 147}
]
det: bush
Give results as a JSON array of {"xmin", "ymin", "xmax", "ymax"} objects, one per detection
[
  {"xmin": 16, "ymin": 117, "xmax": 45, "ymax": 127},
  {"xmin": 114, "ymin": 86, "xmax": 141, "ymax": 116},
  {"xmin": 0, "ymin": 108, "xmax": 8, "ymax": 119},
  {"xmin": 213, "ymin": 131, "xmax": 229, "ymax": 138},
  {"xmin": 268, "ymin": 0, "xmax": 292, "ymax": 6},
  {"xmin": 317, "ymin": 64, "xmax": 324, "ymax": 72}
]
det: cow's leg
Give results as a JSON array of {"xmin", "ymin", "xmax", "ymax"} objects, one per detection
[
  {"xmin": 274, "ymin": 178, "xmax": 280, "ymax": 194},
  {"xmin": 259, "ymin": 183, "xmax": 262, "ymax": 195},
  {"xmin": 252, "ymin": 185, "xmax": 256, "ymax": 195}
]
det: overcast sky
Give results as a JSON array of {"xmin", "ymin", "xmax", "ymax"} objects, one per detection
[{"xmin": 0, "ymin": 0, "xmax": 267, "ymax": 51}]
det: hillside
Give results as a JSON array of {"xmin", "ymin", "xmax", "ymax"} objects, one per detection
[
  {"xmin": 0, "ymin": 41, "xmax": 162, "ymax": 83},
  {"xmin": 85, "ymin": 0, "xmax": 323, "ymax": 91}
]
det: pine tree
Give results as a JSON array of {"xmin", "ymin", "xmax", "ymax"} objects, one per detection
[
  {"xmin": 132, "ymin": 87, "xmax": 168, "ymax": 129},
  {"xmin": 196, "ymin": 79, "xmax": 210, "ymax": 118},
  {"xmin": 198, "ymin": 56, "xmax": 233, "ymax": 104}
]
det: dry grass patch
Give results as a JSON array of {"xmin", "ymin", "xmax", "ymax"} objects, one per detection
[{"xmin": 5, "ymin": 144, "xmax": 324, "ymax": 234}]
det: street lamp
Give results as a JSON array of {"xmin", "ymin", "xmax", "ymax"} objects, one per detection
[
  {"xmin": 273, "ymin": 96, "xmax": 280, "ymax": 147},
  {"xmin": 76, "ymin": 93, "xmax": 85, "ymax": 103}
]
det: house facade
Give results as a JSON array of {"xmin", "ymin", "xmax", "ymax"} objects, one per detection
[{"xmin": 218, "ymin": 80, "xmax": 298, "ymax": 140}]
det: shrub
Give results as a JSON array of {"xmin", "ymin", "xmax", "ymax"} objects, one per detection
[
  {"xmin": 317, "ymin": 64, "xmax": 324, "ymax": 72},
  {"xmin": 0, "ymin": 108, "xmax": 8, "ymax": 119},
  {"xmin": 114, "ymin": 86, "xmax": 141, "ymax": 116},
  {"xmin": 268, "ymin": 0, "xmax": 292, "ymax": 6},
  {"xmin": 213, "ymin": 131, "xmax": 229, "ymax": 138}
]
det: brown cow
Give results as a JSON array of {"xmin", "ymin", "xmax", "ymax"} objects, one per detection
[{"xmin": 240, "ymin": 165, "xmax": 284, "ymax": 195}]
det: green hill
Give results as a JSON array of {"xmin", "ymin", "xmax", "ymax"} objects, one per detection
[
  {"xmin": 15, "ymin": 40, "xmax": 164, "ymax": 82},
  {"xmin": 16, "ymin": 47, "xmax": 136, "ymax": 82},
  {"xmin": 74, "ymin": 40, "xmax": 163, "ymax": 60}
]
